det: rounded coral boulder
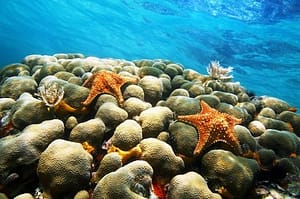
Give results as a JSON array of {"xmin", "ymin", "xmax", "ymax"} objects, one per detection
[{"xmin": 37, "ymin": 139, "xmax": 93, "ymax": 198}]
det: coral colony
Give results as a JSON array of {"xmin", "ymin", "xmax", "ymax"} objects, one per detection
[{"xmin": 0, "ymin": 54, "xmax": 299, "ymax": 199}]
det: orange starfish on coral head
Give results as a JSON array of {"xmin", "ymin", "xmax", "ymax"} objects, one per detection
[
  {"xmin": 176, "ymin": 100, "xmax": 242, "ymax": 156},
  {"xmin": 82, "ymin": 70, "xmax": 138, "ymax": 107}
]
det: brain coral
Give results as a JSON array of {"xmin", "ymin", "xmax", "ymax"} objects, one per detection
[
  {"xmin": 167, "ymin": 171, "xmax": 222, "ymax": 199},
  {"xmin": 92, "ymin": 160, "xmax": 155, "ymax": 199},
  {"xmin": 37, "ymin": 139, "xmax": 93, "ymax": 198}
]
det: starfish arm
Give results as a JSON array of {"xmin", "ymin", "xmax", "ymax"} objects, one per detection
[
  {"xmin": 114, "ymin": 90, "xmax": 125, "ymax": 106},
  {"xmin": 111, "ymin": 76, "xmax": 138, "ymax": 106},
  {"xmin": 199, "ymin": 100, "xmax": 212, "ymax": 114},
  {"xmin": 81, "ymin": 90, "xmax": 99, "ymax": 106},
  {"xmin": 82, "ymin": 74, "xmax": 96, "ymax": 88},
  {"xmin": 193, "ymin": 126, "xmax": 210, "ymax": 155},
  {"xmin": 226, "ymin": 130, "xmax": 243, "ymax": 154}
]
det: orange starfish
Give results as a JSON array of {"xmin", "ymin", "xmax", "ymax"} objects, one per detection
[
  {"xmin": 176, "ymin": 100, "xmax": 242, "ymax": 156},
  {"xmin": 82, "ymin": 71, "xmax": 138, "ymax": 107}
]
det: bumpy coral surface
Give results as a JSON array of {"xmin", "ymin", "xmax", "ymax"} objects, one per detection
[
  {"xmin": 92, "ymin": 160, "xmax": 155, "ymax": 199},
  {"xmin": 37, "ymin": 139, "xmax": 93, "ymax": 198},
  {"xmin": 167, "ymin": 172, "xmax": 222, "ymax": 199},
  {"xmin": 0, "ymin": 53, "xmax": 299, "ymax": 199}
]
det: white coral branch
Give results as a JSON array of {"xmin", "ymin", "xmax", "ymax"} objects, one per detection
[
  {"xmin": 207, "ymin": 60, "xmax": 233, "ymax": 81},
  {"xmin": 37, "ymin": 81, "xmax": 64, "ymax": 107}
]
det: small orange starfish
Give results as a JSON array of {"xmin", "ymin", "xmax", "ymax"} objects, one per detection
[
  {"xmin": 81, "ymin": 71, "xmax": 138, "ymax": 107},
  {"xmin": 176, "ymin": 100, "xmax": 242, "ymax": 156}
]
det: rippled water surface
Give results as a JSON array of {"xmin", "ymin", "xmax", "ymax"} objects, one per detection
[{"xmin": 0, "ymin": 0, "xmax": 299, "ymax": 108}]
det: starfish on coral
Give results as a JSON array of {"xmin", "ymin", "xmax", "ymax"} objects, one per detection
[
  {"xmin": 81, "ymin": 70, "xmax": 138, "ymax": 107},
  {"xmin": 176, "ymin": 100, "xmax": 242, "ymax": 156}
]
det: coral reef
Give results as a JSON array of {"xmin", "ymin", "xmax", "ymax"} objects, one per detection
[{"xmin": 0, "ymin": 53, "xmax": 299, "ymax": 199}]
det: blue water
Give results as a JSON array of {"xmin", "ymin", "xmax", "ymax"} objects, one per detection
[{"xmin": 1, "ymin": 0, "xmax": 300, "ymax": 109}]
